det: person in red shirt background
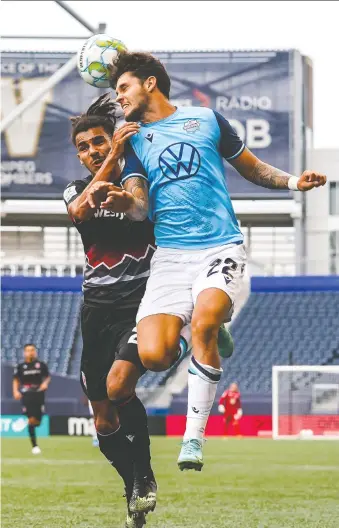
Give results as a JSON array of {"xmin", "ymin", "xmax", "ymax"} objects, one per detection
[{"xmin": 218, "ymin": 382, "xmax": 242, "ymax": 436}]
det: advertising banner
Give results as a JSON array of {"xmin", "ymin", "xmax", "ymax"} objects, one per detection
[
  {"xmin": 166, "ymin": 415, "xmax": 272, "ymax": 436},
  {"xmin": 1, "ymin": 50, "xmax": 300, "ymax": 199},
  {"xmin": 50, "ymin": 415, "xmax": 166, "ymax": 436},
  {"xmin": 0, "ymin": 415, "xmax": 50, "ymax": 438}
]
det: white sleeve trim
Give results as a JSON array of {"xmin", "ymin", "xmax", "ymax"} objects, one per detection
[
  {"xmin": 225, "ymin": 143, "xmax": 245, "ymax": 161},
  {"xmin": 121, "ymin": 172, "xmax": 148, "ymax": 183}
]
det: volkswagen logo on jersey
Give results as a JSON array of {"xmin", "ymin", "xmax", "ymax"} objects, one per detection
[{"xmin": 158, "ymin": 142, "xmax": 201, "ymax": 181}]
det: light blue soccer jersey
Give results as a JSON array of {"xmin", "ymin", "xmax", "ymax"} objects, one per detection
[{"xmin": 121, "ymin": 106, "xmax": 245, "ymax": 249}]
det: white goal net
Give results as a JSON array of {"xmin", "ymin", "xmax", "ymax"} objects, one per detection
[{"xmin": 272, "ymin": 366, "xmax": 339, "ymax": 439}]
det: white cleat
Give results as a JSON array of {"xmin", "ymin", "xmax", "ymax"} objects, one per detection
[
  {"xmin": 177, "ymin": 439, "xmax": 204, "ymax": 471},
  {"xmin": 32, "ymin": 446, "xmax": 41, "ymax": 455}
]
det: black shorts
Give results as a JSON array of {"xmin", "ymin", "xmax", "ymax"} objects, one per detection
[
  {"xmin": 80, "ymin": 303, "xmax": 146, "ymax": 401},
  {"xmin": 21, "ymin": 391, "xmax": 45, "ymax": 421}
]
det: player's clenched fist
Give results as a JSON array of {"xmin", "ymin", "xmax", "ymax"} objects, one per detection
[{"xmin": 297, "ymin": 170, "xmax": 327, "ymax": 191}]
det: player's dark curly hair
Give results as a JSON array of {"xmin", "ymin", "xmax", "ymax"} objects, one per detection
[
  {"xmin": 70, "ymin": 93, "xmax": 120, "ymax": 145},
  {"xmin": 110, "ymin": 52, "xmax": 171, "ymax": 99}
]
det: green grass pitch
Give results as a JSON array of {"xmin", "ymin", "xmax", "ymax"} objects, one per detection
[{"xmin": 2, "ymin": 436, "xmax": 339, "ymax": 528}]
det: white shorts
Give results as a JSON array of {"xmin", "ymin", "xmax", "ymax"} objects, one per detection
[{"xmin": 136, "ymin": 243, "xmax": 247, "ymax": 325}]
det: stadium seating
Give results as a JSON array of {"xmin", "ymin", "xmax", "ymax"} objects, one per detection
[
  {"xmin": 217, "ymin": 291, "xmax": 339, "ymax": 395},
  {"xmin": 140, "ymin": 291, "xmax": 339, "ymax": 394},
  {"xmin": 1, "ymin": 291, "xmax": 82, "ymax": 375},
  {"xmin": 137, "ymin": 359, "xmax": 189, "ymax": 389},
  {"xmin": 2, "ymin": 290, "xmax": 339, "ymax": 394}
]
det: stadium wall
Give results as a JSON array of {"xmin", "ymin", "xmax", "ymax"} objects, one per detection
[
  {"xmin": 3, "ymin": 275, "xmax": 339, "ymax": 292},
  {"xmin": 1, "ymin": 364, "xmax": 85, "ymax": 415},
  {"xmin": 3, "ymin": 276, "xmax": 339, "ymax": 437}
]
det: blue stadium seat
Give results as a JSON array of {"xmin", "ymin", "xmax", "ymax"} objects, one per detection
[
  {"xmin": 1, "ymin": 291, "xmax": 82, "ymax": 375},
  {"xmin": 3, "ymin": 289, "xmax": 338, "ymax": 394},
  {"xmin": 217, "ymin": 291, "xmax": 339, "ymax": 396}
]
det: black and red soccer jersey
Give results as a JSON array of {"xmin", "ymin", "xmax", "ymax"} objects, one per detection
[
  {"xmin": 13, "ymin": 361, "xmax": 49, "ymax": 393},
  {"xmin": 63, "ymin": 176, "xmax": 156, "ymax": 308}
]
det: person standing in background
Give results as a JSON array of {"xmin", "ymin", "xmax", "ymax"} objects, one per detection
[
  {"xmin": 218, "ymin": 382, "xmax": 242, "ymax": 436},
  {"xmin": 13, "ymin": 344, "xmax": 50, "ymax": 454}
]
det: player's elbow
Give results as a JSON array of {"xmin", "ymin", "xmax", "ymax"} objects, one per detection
[{"xmin": 71, "ymin": 208, "xmax": 87, "ymax": 223}]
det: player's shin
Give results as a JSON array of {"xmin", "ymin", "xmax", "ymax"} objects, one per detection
[
  {"xmin": 28, "ymin": 424, "xmax": 37, "ymax": 448},
  {"xmin": 184, "ymin": 356, "xmax": 222, "ymax": 441},
  {"xmin": 178, "ymin": 357, "xmax": 221, "ymax": 471},
  {"xmin": 117, "ymin": 395, "xmax": 157, "ymax": 514},
  {"xmin": 97, "ymin": 427, "xmax": 134, "ymax": 491},
  {"xmin": 233, "ymin": 419, "xmax": 241, "ymax": 436},
  {"xmin": 118, "ymin": 394, "xmax": 152, "ymax": 478}
]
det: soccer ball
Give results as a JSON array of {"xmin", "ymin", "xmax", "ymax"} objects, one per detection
[{"xmin": 77, "ymin": 33, "xmax": 127, "ymax": 88}]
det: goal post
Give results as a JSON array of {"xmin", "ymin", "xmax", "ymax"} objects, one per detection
[{"xmin": 272, "ymin": 365, "xmax": 339, "ymax": 440}]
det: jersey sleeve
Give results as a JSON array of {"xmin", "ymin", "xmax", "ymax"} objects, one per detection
[
  {"xmin": 213, "ymin": 111, "xmax": 245, "ymax": 161},
  {"xmin": 41, "ymin": 362, "xmax": 50, "ymax": 378},
  {"xmin": 120, "ymin": 142, "xmax": 148, "ymax": 184},
  {"xmin": 13, "ymin": 365, "xmax": 20, "ymax": 380},
  {"xmin": 63, "ymin": 179, "xmax": 87, "ymax": 208},
  {"xmin": 219, "ymin": 390, "xmax": 228, "ymax": 405}
]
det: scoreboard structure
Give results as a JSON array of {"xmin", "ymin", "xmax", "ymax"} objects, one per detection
[{"xmin": 1, "ymin": 49, "xmax": 312, "ymax": 200}]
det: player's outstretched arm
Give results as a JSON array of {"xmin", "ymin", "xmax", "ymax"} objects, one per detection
[
  {"xmin": 101, "ymin": 176, "xmax": 149, "ymax": 221},
  {"xmin": 230, "ymin": 147, "xmax": 327, "ymax": 191}
]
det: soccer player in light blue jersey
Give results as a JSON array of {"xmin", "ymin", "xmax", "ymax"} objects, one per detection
[{"xmin": 89, "ymin": 52, "xmax": 326, "ymax": 472}]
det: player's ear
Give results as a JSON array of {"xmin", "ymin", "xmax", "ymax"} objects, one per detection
[
  {"xmin": 146, "ymin": 76, "xmax": 157, "ymax": 93},
  {"xmin": 77, "ymin": 153, "xmax": 84, "ymax": 166}
]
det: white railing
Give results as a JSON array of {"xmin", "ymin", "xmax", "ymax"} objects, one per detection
[{"xmin": 1, "ymin": 225, "xmax": 336, "ymax": 276}]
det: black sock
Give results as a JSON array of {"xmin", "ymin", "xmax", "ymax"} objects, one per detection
[
  {"xmin": 97, "ymin": 427, "xmax": 134, "ymax": 492},
  {"xmin": 118, "ymin": 395, "xmax": 152, "ymax": 478},
  {"xmin": 28, "ymin": 425, "xmax": 37, "ymax": 448}
]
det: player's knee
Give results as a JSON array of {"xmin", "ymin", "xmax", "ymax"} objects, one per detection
[
  {"xmin": 139, "ymin": 347, "xmax": 174, "ymax": 371},
  {"xmin": 192, "ymin": 316, "xmax": 219, "ymax": 344},
  {"xmin": 28, "ymin": 417, "xmax": 40, "ymax": 426},
  {"xmin": 95, "ymin": 417, "xmax": 118, "ymax": 435},
  {"xmin": 107, "ymin": 377, "xmax": 133, "ymax": 402}
]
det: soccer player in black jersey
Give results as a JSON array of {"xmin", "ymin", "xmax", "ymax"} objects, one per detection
[
  {"xmin": 13, "ymin": 344, "xmax": 50, "ymax": 455},
  {"xmin": 64, "ymin": 95, "xmax": 160, "ymax": 528}
]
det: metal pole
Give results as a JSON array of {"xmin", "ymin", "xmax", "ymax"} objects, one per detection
[
  {"xmin": 2, "ymin": 35, "xmax": 91, "ymax": 40},
  {"xmin": 54, "ymin": 0, "xmax": 96, "ymax": 33},
  {"xmin": 0, "ymin": 55, "xmax": 78, "ymax": 133},
  {"xmin": 1, "ymin": 3, "xmax": 104, "ymax": 132},
  {"xmin": 288, "ymin": 350, "xmax": 294, "ymax": 437}
]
